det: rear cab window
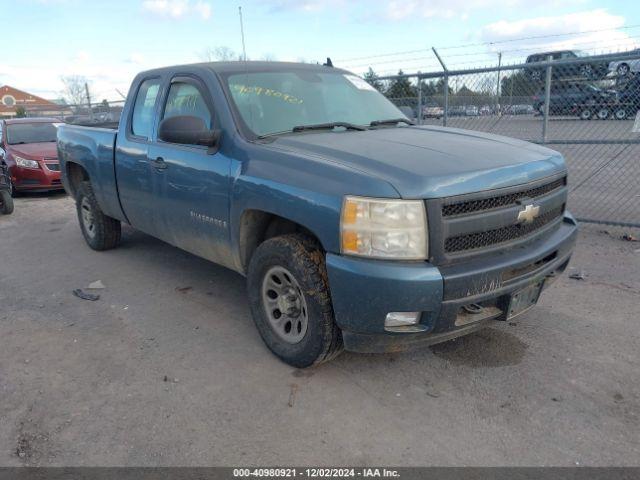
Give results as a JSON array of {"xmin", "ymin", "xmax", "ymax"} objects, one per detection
[{"xmin": 131, "ymin": 78, "xmax": 161, "ymax": 139}]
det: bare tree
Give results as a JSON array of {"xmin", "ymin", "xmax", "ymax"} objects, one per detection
[
  {"xmin": 61, "ymin": 75, "xmax": 90, "ymax": 106},
  {"xmin": 199, "ymin": 46, "xmax": 241, "ymax": 62},
  {"xmin": 261, "ymin": 53, "xmax": 277, "ymax": 62}
]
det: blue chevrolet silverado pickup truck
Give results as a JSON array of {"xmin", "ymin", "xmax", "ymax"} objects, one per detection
[{"xmin": 58, "ymin": 61, "xmax": 577, "ymax": 367}]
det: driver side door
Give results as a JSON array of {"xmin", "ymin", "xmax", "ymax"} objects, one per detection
[{"xmin": 147, "ymin": 76, "xmax": 233, "ymax": 268}]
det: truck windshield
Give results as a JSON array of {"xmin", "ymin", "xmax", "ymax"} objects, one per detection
[
  {"xmin": 226, "ymin": 70, "xmax": 405, "ymax": 137},
  {"xmin": 6, "ymin": 122, "xmax": 59, "ymax": 145}
]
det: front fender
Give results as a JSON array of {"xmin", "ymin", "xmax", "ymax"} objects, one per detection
[{"xmin": 228, "ymin": 140, "xmax": 400, "ymax": 271}]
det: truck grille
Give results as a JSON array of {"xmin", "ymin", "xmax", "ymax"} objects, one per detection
[
  {"xmin": 427, "ymin": 175, "xmax": 568, "ymax": 264},
  {"xmin": 444, "ymin": 205, "xmax": 564, "ymax": 253},
  {"xmin": 442, "ymin": 177, "xmax": 565, "ymax": 217}
]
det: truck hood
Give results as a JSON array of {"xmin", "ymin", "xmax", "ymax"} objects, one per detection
[
  {"xmin": 270, "ymin": 126, "xmax": 566, "ymax": 198},
  {"xmin": 8, "ymin": 142, "xmax": 58, "ymax": 160}
]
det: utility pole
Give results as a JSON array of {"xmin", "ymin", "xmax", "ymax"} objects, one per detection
[
  {"xmin": 238, "ymin": 6, "xmax": 247, "ymax": 61},
  {"xmin": 85, "ymin": 82, "xmax": 93, "ymax": 120}
]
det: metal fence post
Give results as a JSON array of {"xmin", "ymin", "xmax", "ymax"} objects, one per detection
[
  {"xmin": 443, "ymin": 75, "xmax": 449, "ymax": 127},
  {"xmin": 417, "ymin": 74, "xmax": 423, "ymax": 125},
  {"xmin": 432, "ymin": 47, "xmax": 449, "ymax": 127},
  {"xmin": 542, "ymin": 54, "xmax": 552, "ymax": 143}
]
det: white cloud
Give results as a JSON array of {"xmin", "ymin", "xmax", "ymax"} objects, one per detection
[
  {"xmin": 265, "ymin": 0, "xmax": 345, "ymax": 12},
  {"xmin": 384, "ymin": 0, "xmax": 589, "ymax": 20},
  {"xmin": 142, "ymin": 0, "xmax": 211, "ymax": 19},
  {"xmin": 75, "ymin": 50, "xmax": 90, "ymax": 63},
  {"xmin": 127, "ymin": 53, "xmax": 145, "ymax": 64},
  {"xmin": 193, "ymin": 1, "xmax": 211, "ymax": 18},
  {"xmin": 481, "ymin": 9, "xmax": 638, "ymax": 54}
]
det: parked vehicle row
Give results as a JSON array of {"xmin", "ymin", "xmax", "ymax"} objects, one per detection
[
  {"xmin": 532, "ymin": 76, "xmax": 640, "ymax": 120},
  {"xmin": 525, "ymin": 49, "xmax": 640, "ymax": 81}
]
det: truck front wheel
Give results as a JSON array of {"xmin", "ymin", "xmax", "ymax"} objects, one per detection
[
  {"xmin": 247, "ymin": 234, "xmax": 343, "ymax": 368},
  {"xmin": 75, "ymin": 181, "xmax": 121, "ymax": 251}
]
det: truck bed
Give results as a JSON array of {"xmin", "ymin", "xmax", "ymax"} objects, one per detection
[{"xmin": 57, "ymin": 124, "xmax": 124, "ymax": 221}]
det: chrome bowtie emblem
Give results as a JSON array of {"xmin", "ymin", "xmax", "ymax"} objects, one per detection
[{"xmin": 517, "ymin": 204, "xmax": 540, "ymax": 224}]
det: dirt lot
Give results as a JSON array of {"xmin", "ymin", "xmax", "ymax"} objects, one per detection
[{"xmin": 1, "ymin": 193, "xmax": 639, "ymax": 466}]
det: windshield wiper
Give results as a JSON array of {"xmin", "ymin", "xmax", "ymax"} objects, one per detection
[
  {"xmin": 256, "ymin": 121, "xmax": 367, "ymax": 140},
  {"xmin": 292, "ymin": 122, "xmax": 367, "ymax": 132},
  {"xmin": 369, "ymin": 118, "xmax": 415, "ymax": 127}
]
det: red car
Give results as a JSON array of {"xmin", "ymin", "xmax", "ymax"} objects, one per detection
[{"xmin": 0, "ymin": 117, "xmax": 64, "ymax": 194}]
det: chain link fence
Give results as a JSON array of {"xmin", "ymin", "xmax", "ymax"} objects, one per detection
[
  {"xmin": 381, "ymin": 51, "xmax": 640, "ymax": 228},
  {"xmin": 20, "ymin": 100, "xmax": 125, "ymax": 127}
]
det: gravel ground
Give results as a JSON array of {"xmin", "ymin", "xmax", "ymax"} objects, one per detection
[{"xmin": 1, "ymin": 193, "xmax": 639, "ymax": 466}]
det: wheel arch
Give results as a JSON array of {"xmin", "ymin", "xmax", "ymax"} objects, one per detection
[
  {"xmin": 237, "ymin": 209, "xmax": 326, "ymax": 274},
  {"xmin": 65, "ymin": 161, "xmax": 90, "ymax": 198}
]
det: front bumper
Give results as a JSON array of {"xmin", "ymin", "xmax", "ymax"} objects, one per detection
[
  {"xmin": 326, "ymin": 214, "xmax": 578, "ymax": 353},
  {"xmin": 12, "ymin": 164, "xmax": 63, "ymax": 192}
]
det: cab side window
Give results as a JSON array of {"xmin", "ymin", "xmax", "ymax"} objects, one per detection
[
  {"xmin": 162, "ymin": 82, "xmax": 213, "ymax": 130},
  {"xmin": 131, "ymin": 78, "xmax": 161, "ymax": 139}
]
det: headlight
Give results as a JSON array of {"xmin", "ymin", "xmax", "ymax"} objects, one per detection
[
  {"xmin": 14, "ymin": 156, "xmax": 40, "ymax": 169},
  {"xmin": 340, "ymin": 196, "xmax": 428, "ymax": 260}
]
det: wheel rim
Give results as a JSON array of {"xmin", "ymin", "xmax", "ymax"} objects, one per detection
[
  {"xmin": 581, "ymin": 109, "xmax": 592, "ymax": 120},
  {"xmin": 618, "ymin": 64, "xmax": 629, "ymax": 76},
  {"xmin": 80, "ymin": 197, "xmax": 97, "ymax": 239},
  {"xmin": 597, "ymin": 108, "xmax": 609, "ymax": 120},
  {"xmin": 261, "ymin": 266, "xmax": 308, "ymax": 344},
  {"xmin": 615, "ymin": 108, "xmax": 627, "ymax": 120}
]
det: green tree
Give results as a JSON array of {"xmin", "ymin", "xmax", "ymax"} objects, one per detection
[
  {"xmin": 419, "ymin": 80, "xmax": 437, "ymax": 97},
  {"xmin": 385, "ymin": 70, "xmax": 417, "ymax": 100},
  {"xmin": 363, "ymin": 67, "xmax": 384, "ymax": 92},
  {"xmin": 15, "ymin": 106, "xmax": 27, "ymax": 118},
  {"xmin": 435, "ymin": 77, "xmax": 453, "ymax": 95},
  {"xmin": 501, "ymin": 72, "xmax": 537, "ymax": 98}
]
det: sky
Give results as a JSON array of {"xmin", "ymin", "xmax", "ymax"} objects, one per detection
[{"xmin": 1, "ymin": 0, "xmax": 639, "ymax": 102}]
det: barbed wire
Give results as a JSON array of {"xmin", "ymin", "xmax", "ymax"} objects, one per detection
[{"xmin": 337, "ymin": 24, "xmax": 640, "ymax": 65}]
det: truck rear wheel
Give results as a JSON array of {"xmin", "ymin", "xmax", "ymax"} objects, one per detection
[
  {"xmin": 0, "ymin": 191, "xmax": 14, "ymax": 215},
  {"xmin": 247, "ymin": 233, "xmax": 343, "ymax": 368},
  {"xmin": 75, "ymin": 181, "xmax": 121, "ymax": 250}
]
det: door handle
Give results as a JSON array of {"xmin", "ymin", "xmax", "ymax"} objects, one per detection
[{"xmin": 151, "ymin": 157, "xmax": 168, "ymax": 170}]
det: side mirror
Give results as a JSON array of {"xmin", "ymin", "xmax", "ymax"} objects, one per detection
[{"xmin": 158, "ymin": 115, "xmax": 220, "ymax": 147}]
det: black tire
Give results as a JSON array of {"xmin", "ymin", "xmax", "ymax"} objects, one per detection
[
  {"xmin": 75, "ymin": 181, "xmax": 121, "ymax": 250},
  {"xmin": 579, "ymin": 108, "xmax": 593, "ymax": 120},
  {"xmin": 596, "ymin": 107, "xmax": 610, "ymax": 120},
  {"xmin": 614, "ymin": 107, "xmax": 628, "ymax": 120},
  {"xmin": 580, "ymin": 64, "xmax": 594, "ymax": 79},
  {"xmin": 617, "ymin": 63, "xmax": 630, "ymax": 77},
  {"xmin": 529, "ymin": 69, "xmax": 542, "ymax": 81},
  {"xmin": 0, "ymin": 190, "xmax": 14, "ymax": 215},
  {"xmin": 247, "ymin": 233, "xmax": 343, "ymax": 368}
]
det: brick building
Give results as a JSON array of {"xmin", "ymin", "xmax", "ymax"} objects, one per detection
[{"xmin": 0, "ymin": 85, "xmax": 68, "ymax": 118}]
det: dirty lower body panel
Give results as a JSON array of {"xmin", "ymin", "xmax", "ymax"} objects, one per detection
[{"xmin": 327, "ymin": 215, "xmax": 578, "ymax": 354}]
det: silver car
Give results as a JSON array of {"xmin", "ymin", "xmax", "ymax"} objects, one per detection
[{"xmin": 609, "ymin": 50, "xmax": 640, "ymax": 77}]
